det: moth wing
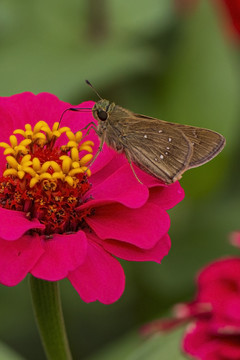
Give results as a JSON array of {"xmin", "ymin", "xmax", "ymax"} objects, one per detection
[
  {"xmin": 121, "ymin": 116, "xmax": 193, "ymax": 184},
  {"xmin": 132, "ymin": 113, "xmax": 226, "ymax": 169},
  {"xmin": 171, "ymin": 124, "xmax": 226, "ymax": 168}
]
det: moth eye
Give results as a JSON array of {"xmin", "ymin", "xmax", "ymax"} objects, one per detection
[{"xmin": 97, "ymin": 110, "xmax": 108, "ymax": 121}]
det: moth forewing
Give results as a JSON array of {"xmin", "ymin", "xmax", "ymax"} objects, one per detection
[{"xmin": 120, "ymin": 117, "xmax": 194, "ymax": 183}]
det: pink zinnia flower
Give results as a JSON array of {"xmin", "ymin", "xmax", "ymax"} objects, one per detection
[
  {"xmin": 0, "ymin": 92, "xmax": 184, "ymax": 304},
  {"xmin": 143, "ymin": 257, "xmax": 240, "ymax": 359}
]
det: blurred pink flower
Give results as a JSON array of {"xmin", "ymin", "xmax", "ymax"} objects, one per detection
[
  {"xmin": 0, "ymin": 92, "xmax": 184, "ymax": 304},
  {"xmin": 216, "ymin": 0, "xmax": 240, "ymax": 41},
  {"xmin": 143, "ymin": 257, "xmax": 240, "ymax": 359},
  {"xmin": 230, "ymin": 231, "xmax": 240, "ymax": 247}
]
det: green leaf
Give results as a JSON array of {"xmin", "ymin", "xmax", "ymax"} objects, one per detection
[
  {"xmin": 87, "ymin": 328, "xmax": 186, "ymax": 360},
  {"xmin": 127, "ymin": 329, "xmax": 186, "ymax": 360},
  {"xmin": 0, "ymin": 341, "xmax": 25, "ymax": 360},
  {"xmin": 0, "ymin": 0, "xmax": 174, "ymax": 99}
]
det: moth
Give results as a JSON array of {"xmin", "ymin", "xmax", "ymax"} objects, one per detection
[
  {"xmin": 62, "ymin": 82, "xmax": 226, "ymax": 184},
  {"xmin": 90, "ymin": 105, "xmax": 225, "ymax": 184}
]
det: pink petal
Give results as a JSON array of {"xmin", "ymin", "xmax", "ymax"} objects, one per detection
[
  {"xmin": 90, "ymin": 153, "xmax": 163, "ymax": 186},
  {"xmin": 68, "ymin": 238, "xmax": 125, "ymax": 304},
  {"xmin": 0, "ymin": 208, "xmax": 45, "ymax": 241},
  {"xmin": 0, "ymin": 92, "xmax": 64, "ymax": 129},
  {"xmin": 90, "ymin": 143, "xmax": 117, "ymax": 175},
  {"xmin": 0, "ymin": 234, "xmax": 44, "ymax": 286},
  {"xmin": 83, "ymin": 163, "xmax": 149, "ymax": 209},
  {"xmin": 100, "ymin": 234, "xmax": 171, "ymax": 263},
  {"xmin": 197, "ymin": 258, "xmax": 240, "ymax": 316},
  {"xmin": 230, "ymin": 231, "xmax": 240, "ymax": 248},
  {"xmin": 225, "ymin": 296, "xmax": 240, "ymax": 322},
  {"xmin": 148, "ymin": 181, "xmax": 185, "ymax": 210},
  {"xmin": 131, "ymin": 165, "xmax": 167, "ymax": 187},
  {"xmin": 183, "ymin": 320, "xmax": 240, "ymax": 360},
  {"xmin": 86, "ymin": 202, "xmax": 170, "ymax": 249},
  {"xmin": 183, "ymin": 321, "xmax": 220, "ymax": 360},
  {"xmin": 198, "ymin": 258, "xmax": 240, "ymax": 286},
  {"xmin": 220, "ymin": 340, "xmax": 240, "ymax": 359},
  {"xmin": 31, "ymin": 232, "xmax": 88, "ymax": 281},
  {"xmin": 0, "ymin": 92, "xmax": 95, "ymax": 136}
]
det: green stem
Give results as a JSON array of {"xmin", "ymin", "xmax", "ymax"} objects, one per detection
[{"xmin": 29, "ymin": 275, "xmax": 72, "ymax": 360}]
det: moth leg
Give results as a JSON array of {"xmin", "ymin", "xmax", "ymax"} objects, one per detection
[
  {"xmin": 77, "ymin": 123, "xmax": 98, "ymax": 139},
  {"xmin": 84, "ymin": 133, "xmax": 106, "ymax": 174},
  {"xmin": 125, "ymin": 152, "xmax": 143, "ymax": 185},
  {"xmin": 79, "ymin": 122, "xmax": 97, "ymax": 132}
]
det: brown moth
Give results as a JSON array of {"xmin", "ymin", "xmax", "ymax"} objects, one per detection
[
  {"xmin": 59, "ymin": 82, "xmax": 225, "ymax": 184},
  {"xmin": 87, "ymin": 97, "xmax": 225, "ymax": 184}
]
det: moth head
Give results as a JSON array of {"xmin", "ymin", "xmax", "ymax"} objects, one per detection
[{"xmin": 92, "ymin": 100, "xmax": 115, "ymax": 122}]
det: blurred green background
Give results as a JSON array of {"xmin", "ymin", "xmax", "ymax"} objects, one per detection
[{"xmin": 0, "ymin": 0, "xmax": 239, "ymax": 359}]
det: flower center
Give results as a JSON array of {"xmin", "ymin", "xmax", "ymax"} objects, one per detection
[{"xmin": 0, "ymin": 121, "xmax": 94, "ymax": 235}]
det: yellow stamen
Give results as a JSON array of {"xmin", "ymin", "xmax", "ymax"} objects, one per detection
[
  {"xmin": 41, "ymin": 161, "xmax": 52, "ymax": 173},
  {"xmin": 0, "ymin": 142, "xmax": 11, "ymax": 149},
  {"xmin": 51, "ymin": 161, "xmax": 61, "ymax": 172},
  {"xmin": 25, "ymin": 124, "xmax": 32, "ymax": 131},
  {"xmin": 65, "ymin": 176, "xmax": 74, "ymax": 186},
  {"xmin": 10, "ymin": 135, "xmax": 18, "ymax": 147},
  {"xmin": 30, "ymin": 177, "xmax": 39, "ymax": 188},
  {"xmin": 52, "ymin": 172, "xmax": 64, "ymax": 180},
  {"xmin": 75, "ymin": 131, "xmax": 83, "ymax": 142},
  {"xmin": 21, "ymin": 154, "xmax": 32, "ymax": 163},
  {"xmin": 32, "ymin": 158, "xmax": 41, "ymax": 171},
  {"xmin": 66, "ymin": 131, "xmax": 75, "ymax": 141},
  {"xmin": 62, "ymin": 157, "xmax": 72, "ymax": 174},
  {"xmin": 25, "ymin": 131, "xmax": 33, "ymax": 138},
  {"xmin": 3, "ymin": 169, "xmax": 18, "ymax": 177},
  {"xmin": 6, "ymin": 156, "xmax": 18, "ymax": 169},
  {"xmin": 13, "ymin": 129, "xmax": 25, "ymax": 136},
  {"xmin": 33, "ymin": 133, "xmax": 46, "ymax": 141},
  {"xmin": 71, "ymin": 147, "xmax": 79, "ymax": 162},
  {"xmin": 81, "ymin": 140, "xmax": 94, "ymax": 147},
  {"xmin": 3, "ymin": 148, "xmax": 15, "ymax": 155},
  {"xmin": 39, "ymin": 173, "xmax": 52, "ymax": 180},
  {"xmin": 33, "ymin": 121, "xmax": 48, "ymax": 133},
  {"xmin": 1, "ymin": 119, "xmax": 94, "ymax": 187},
  {"xmin": 24, "ymin": 168, "xmax": 36, "ymax": 177},
  {"xmin": 79, "ymin": 154, "xmax": 93, "ymax": 165},
  {"xmin": 52, "ymin": 122, "xmax": 60, "ymax": 132},
  {"xmin": 72, "ymin": 161, "xmax": 80, "ymax": 169},
  {"xmin": 18, "ymin": 170, "xmax": 25, "ymax": 179},
  {"xmin": 69, "ymin": 168, "xmax": 84, "ymax": 176},
  {"xmin": 67, "ymin": 141, "xmax": 78, "ymax": 148},
  {"xmin": 52, "ymin": 130, "xmax": 61, "ymax": 138},
  {"xmin": 79, "ymin": 145, "xmax": 93, "ymax": 153}
]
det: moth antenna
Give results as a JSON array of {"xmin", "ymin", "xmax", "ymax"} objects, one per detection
[
  {"xmin": 85, "ymin": 80, "xmax": 103, "ymax": 100},
  {"xmin": 58, "ymin": 107, "xmax": 91, "ymax": 128}
]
